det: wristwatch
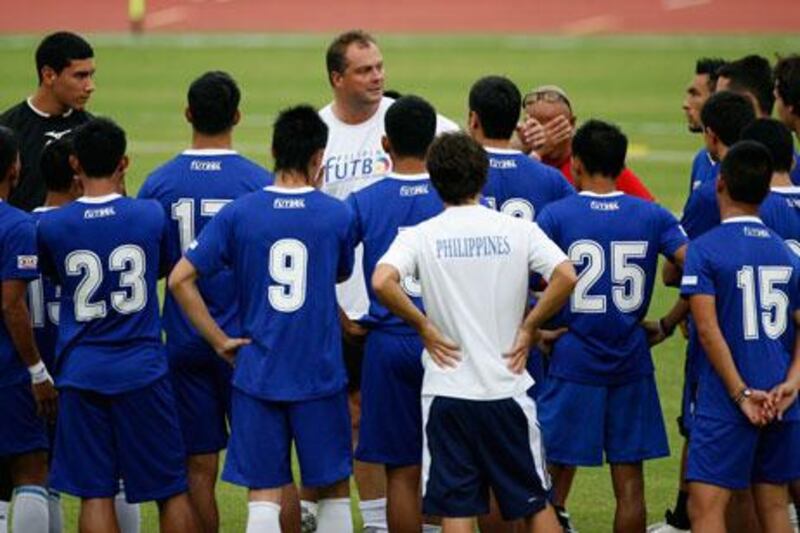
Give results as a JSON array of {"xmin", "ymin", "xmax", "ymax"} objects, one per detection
[{"xmin": 733, "ymin": 387, "xmax": 752, "ymax": 405}]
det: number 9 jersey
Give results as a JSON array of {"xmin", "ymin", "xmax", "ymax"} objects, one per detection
[
  {"xmin": 186, "ymin": 185, "xmax": 356, "ymax": 401},
  {"xmin": 37, "ymin": 193, "xmax": 169, "ymax": 394}
]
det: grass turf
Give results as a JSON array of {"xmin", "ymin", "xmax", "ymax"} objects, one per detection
[{"xmin": 2, "ymin": 33, "xmax": 800, "ymax": 531}]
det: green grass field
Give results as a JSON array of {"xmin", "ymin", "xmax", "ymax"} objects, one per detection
[{"xmin": 2, "ymin": 33, "xmax": 800, "ymax": 531}]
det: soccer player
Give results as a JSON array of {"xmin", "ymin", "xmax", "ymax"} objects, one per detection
[
  {"xmin": 373, "ymin": 132, "xmax": 577, "ymax": 533},
  {"xmin": 467, "ymin": 76, "xmax": 573, "ymax": 220},
  {"xmin": 716, "ymin": 55, "xmax": 775, "ymax": 119},
  {"xmin": 534, "ymin": 120, "xmax": 687, "ymax": 533},
  {"xmin": 169, "ymin": 105, "xmax": 356, "ymax": 533},
  {"xmin": 348, "ymin": 95, "xmax": 443, "ymax": 532},
  {"xmin": 318, "ymin": 29, "xmax": 458, "ymax": 530},
  {"xmin": 516, "ymin": 85, "xmax": 655, "ymax": 200},
  {"xmin": 0, "ymin": 126, "xmax": 57, "ymax": 533},
  {"xmin": 137, "ymin": 70, "xmax": 277, "ymax": 533},
  {"xmin": 38, "ymin": 118, "xmax": 198, "ymax": 532},
  {"xmin": 681, "ymin": 141, "xmax": 800, "ymax": 533},
  {"xmin": 0, "ymin": 32, "xmax": 94, "ymax": 211},
  {"xmin": 774, "ymin": 54, "xmax": 800, "ymax": 185}
]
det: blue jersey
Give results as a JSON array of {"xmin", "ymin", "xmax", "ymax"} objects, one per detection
[
  {"xmin": 482, "ymin": 148, "xmax": 573, "ymax": 221},
  {"xmin": 681, "ymin": 217, "xmax": 800, "ymax": 422},
  {"xmin": 138, "ymin": 150, "xmax": 273, "ymax": 363},
  {"xmin": 37, "ymin": 194, "xmax": 168, "ymax": 394},
  {"xmin": 537, "ymin": 192, "xmax": 688, "ymax": 385},
  {"xmin": 760, "ymin": 187, "xmax": 800, "ymax": 255},
  {"xmin": 689, "ymin": 148, "xmax": 718, "ymax": 195},
  {"xmin": 347, "ymin": 173, "xmax": 443, "ymax": 333},
  {"xmin": 29, "ymin": 207, "xmax": 60, "ymax": 372},
  {"xmin": 681, "ymin": 178, "xmax": 720, "ymax": 240},
  {"xmin": 0, "ymin": 201, "xmax": 39, "ymax": 388},
  {"xmin": 186, "ymin": 186, "xmax": 356, "ymax": 401}
]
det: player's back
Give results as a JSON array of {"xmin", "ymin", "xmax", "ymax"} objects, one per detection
[
  {"xmin": 37, "ymin": 194, "xmax": 167, "ymax": 394},
  {"xmin": 760, "ymin": 186, "xmax": 800, "ymax": 255},
  {"xmin": 682, "ymin": 217, "xmax": 800, "ymax": 422},
  {"xmin": 537, "ymin": 192, "xmax": 687, "ymax": 384},
  {"xmin": 139, "ymin": 150, "xmax": 273, "ymax": 360},
  {"xmin": 29, "ymin": 206, "xmax": 60, "ymax": 371},
  {"xmin": 0, "ymin": 201, "xmax": 38, "ymax": 388},
  {"xmin": 482, "ymin": 148, "xmax": 573, "ymax": 221},
  {"xmin": 188, "ymin": 186, "xmax": 355, "ymax": 401},
  {"xmin": 348, "ymin": 173, "xmax": 443, "ymax": 332},
  {"xmin": 689, "ymin": 147, "xmax": 718, "ymax": 194}
]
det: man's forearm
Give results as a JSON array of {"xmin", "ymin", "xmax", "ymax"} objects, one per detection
[
  {"xmin": 169, "ymin": 275, "xmax": 228, "ymax": 351},
  {"xmin": 521, "ymin": 261, "xmax": 576, "ymax": 333},
  {"xmin": 3, "ymin": 300, "xmax": 42, "ymax": 368},
  {"xmin": 373, "ymin": 265, "xmax": 428, "ymax": 332}
]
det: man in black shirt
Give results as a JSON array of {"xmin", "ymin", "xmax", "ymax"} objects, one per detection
[{"xmin": 0, "ymin": 32, "xmax": 95, "ymax": 211}]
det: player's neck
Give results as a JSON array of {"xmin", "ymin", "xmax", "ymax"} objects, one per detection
[
  {"xmin": 191, "ymin": 131, "xmax": 233, "ymax": 150},
  {"xmin": 720, "ymin": 202, "xmax": 759, "ymax": 221},
  {"xmin": 80, "ymin": 177, "xmax": 119, "ymax": 197},
  {"xmin": 444, "ymin": 194, "xmax": 480, "ymax": 209},
  {"xmin": 274, "ymin": 170, "xmax": 313, "ymax": 189},
  {"xmin": 332, "ymin": 98, "xmax": 380, "ymax": 125},
  {"xmin": 391, "ymin": 156, "xmax": 426, "ymax": 175},
  {"xmin": 479, "ymin": 137, "xmax": 511, "ymax": 150},
  {"xmin": 579, "ymin": 175, "xmax": 617, "ymax": 194},
  {"xmin": 30, "ymin": 87, "xmax": 71, "ymax": 117},
  {"xmin": 771, "ymin": 172, "xmax": 794, "ymax": 188},
  {"xmin": 0, "ymin": 181, "xmax": 10, "ymax": 201},
  {"xmin": 44, "ymin": 191, "xmax": 75, "ymax": 207}
]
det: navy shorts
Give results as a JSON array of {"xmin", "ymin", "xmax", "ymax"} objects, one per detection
[
  {"xmin": 538, "ymin": 375, "xmax": 669, "ymax": 466},
  {"xmin": 0, "ymin": 382, "xmax": 48, "ymax": 457},
  {"xmin": 687, "ymin": 415, "xmax": 800, "ymax": 490},
  {"xmin": 169, "ymin": 356, "xmax": 232, "ymax": 455},
  {"xmin": 422, "ymin": 394, "xmax": 551, "ymax": 521},
  {"xmin": 526, "ymin": 348, "xmax": 548, "ymax": 401},
  {"xmin": 49, "ymin": 377, "xmax": 188, "ymax": 503},
  {"xmin": 356, "ymin": 330, "xmax": 424, "ymax": 467},
  {"xmin": 223, "ymin": 388, "xmax": 352, "ymax": 489}
]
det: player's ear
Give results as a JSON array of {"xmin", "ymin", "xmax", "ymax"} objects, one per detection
[
  {"xmin": 468, "ymin": 110, "xmax": 480, "ymax": 132},
  {"xmin": 117, "ymin": 155, "xmax": 130, "ymax": 175},
  {"xmin": 232, "ymin": 109, "xmax": 241, "ymax": 127},
  {"xmin": 308, "ymin": 148, "xmax": 325, "ymax": 188},
  {"xmin": 184, "ymin": 107, "xmax": 193, "ymax": 125},
  {"xmin": 40, "ymin": 65, "xmax": 57, "ymax": 87},
  {"xmin": 69, "ymin": 154, "xmax": 82, "ymax": 176},
  {"xmin": 330, "ymin": 70, "xmax": 344, "ymax": 89},
  {"xmin": 381, "ymin": 135, "xmax": 390, "ymax": 154}
]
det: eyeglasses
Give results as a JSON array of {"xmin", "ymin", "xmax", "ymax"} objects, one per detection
[{"xmin": 522, "ymin": 90, "xmax": 571, "ymax": 110}]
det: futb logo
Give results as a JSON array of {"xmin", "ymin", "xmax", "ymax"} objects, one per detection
[{"xmin": 323, "ymin": 153, "xmax": 391, "ymax": 182}]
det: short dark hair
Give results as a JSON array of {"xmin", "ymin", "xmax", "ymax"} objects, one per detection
[
  {"xmin": 272, "ymin": 105, "xmax": 328, "ymax": 174},
  {"xmin": 0, "ymin": 126, "xmax": 19, "ymax": 182},
  {"xmin": 383, "ymin": 89, "xmax": 402, "ymax": 99},
  {"xmin": 35, "ymin": 31, "xmax": 93, "ymax": 83},
  {"xmin": 700, "ymin": 91, "xmax": 756, "ymax": 147},
  {"xmin": 72, "ymin": 118, "xmax": 126, "ymax": 179},
  {"xmin": 39, "ymin": 135, "xmax": 75, "ymax": 193},
  {"xmin": 740, "ymin": 118, "xmax": 794, "ymax": 174},
  {"xmin": 696, "ymin": 57, "xmax": 727, "ymax": 91},
  {"xmin": 571, "ymin": 120, "xmax": 628, "ymax": 179},
  {"xmin": 384, "ymin": 95, "xmax": 437, "ymax": 159},
  {"xmin": 720, "ymin": 141, "xmax": 773, "ymax": 205},
  {"xmin": 775, "ymin": 55, "xmax": 800, "ymax": 118},
  {"xmin": 426, "ymin": 133, "xmax": 488, "ymax": 205},
  {"xmin": 717, "ymin": 55, "xmax": 774, "ymax": 116},
  {"xmin": 187, "ymin": 71, "xmax": 241, "ymax": 135},
  {"xmin": 469, "ymin": 76, "xmax": 521, "ymax": 140},
  {"xmin": 326, "ymin": 30, "xmax": 376, "ymax": 86}
]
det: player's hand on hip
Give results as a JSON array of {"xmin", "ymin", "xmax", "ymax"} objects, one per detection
[
  {"xmin": 504, "ymin": 327, "xmax": 540, "ymax": 374},
  {"xmin": 340, "ymin": 314, "xmax": 369, "ymax": 345},
  {"xmin": 536, "ymin": 327, "xmax": 567, "ymax": 355},
  {"xmin": 641, "ymin": 320, "xmax": 667, "ymax": 346},
  {"xmin": 419, "ymin": 320, "xmax": 461, "ymax": 369},
  {"xmin": 768, "ymin": 382, "xmax": 799, "ymax": 421},
  {"xmin": 216, "ymin": 337, "xmax": 251, "ymax": 365},
  {"xmin": 739, "ymin": 389, "xmax": 775, "ymax": 426},
  {"xmin": 32, "ymin": 380, "xmax": 58, "ymax": 423}
]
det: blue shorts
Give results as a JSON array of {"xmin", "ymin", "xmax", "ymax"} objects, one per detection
[
  {"xmin": 50, "ymin": 378, "xmax": 188, "ymax": 503},
  {"xmin": 538, "ymin": 375, "xmax": 669, "ymax": 466},
  {"xmin": 687, "ymin": 415, "xmax": 800, "ymax": 490},
  {"xmin": 356, "ymin": 330, "xmax": 424, "ymax": 467},
  {"xmin": 223, "ymin": 388, "xmax": 352, "ymax": 489},
  {"xmin": 0, "ymin": 382, "xmax": 48, "ymax": 457},
  {"xmin": 422, "ymin": 394, "xmax": 550, "ymax": 521},
  {"xmin": 169, "ymin": 356, "xmax": 232, "ymax": 455}
]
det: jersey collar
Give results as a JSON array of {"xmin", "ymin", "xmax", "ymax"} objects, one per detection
[
  {"xmin": 722, "ymin": 215, "xmax": 763, "ymax": 225},
  {"xmin": 771, "ymin": 186, "xmax": 800, "ymax": 194},
  {"xmin": 26, "ymin": 97, "xmax": 74, "ymax": 119},
  {"xmin": 76, "ymin": 193, "xmax": 122, "ymax": 204},
  {"xmin": 32, "ymin": 206, "xmax": 58, "ymax": 213},
  {"xmin": 264, "ymin": 185, "xmax": 314, "ymax": 194},
  {"xmin": 387, "ymin": 172, "xmax": 429, "ymax": 181},
  {"xmin": 483, "ymin": 147, "xmax": 522, "ymax": 155},
  {"xmin": 181, "ymin": 149, "xmax": 238, "ymax": 156},
  {"xmin": 578, "ymin": 191, "xmax": 624, "ymax": 198}
]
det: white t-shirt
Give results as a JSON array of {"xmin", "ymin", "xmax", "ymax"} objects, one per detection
[
  {"xmin": 319, "ymin": 96, "xmax": 460, "ymax": 319},
  {"xmin": 379, "ymin": 204, "xmax": 568, "ymax": 400}
]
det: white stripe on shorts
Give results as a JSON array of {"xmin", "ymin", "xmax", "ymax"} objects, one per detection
[
  {"xmin": 512, "ymin": 394, "xmax": 551, "ymax": 490},
  {"xmin": 421, "ymin": 396, "xmax": 434, "ymax": 498}
]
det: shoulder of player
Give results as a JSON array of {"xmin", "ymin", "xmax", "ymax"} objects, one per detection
[
  {"xmin": 0, "ymin": 202, "xmax": 35, "ymax": 234},
  {"xmin": 0, "ymin": 100, "xmax": 28, "ymax": 125}
]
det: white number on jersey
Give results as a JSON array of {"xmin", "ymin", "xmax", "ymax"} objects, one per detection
[
  {"xmin": 268, "ymin": 239, "xmax": 308, "ymax": 312},
  {"xmin": 570, "ymin": 240, "xmax": 648, "ymax": 313},
  {"xmin": 737, "ymin": 265, "xmax": 792, "ymax": 340},
  {"xmin": 484, "ymin": 196, "xmax": 535, "ymax": 221},
  {"xmin": 171, "ymin": 198, "xmax": 232, "ymax": 253},
  {"xmin": 786, "ymin": 239, "xmax": 800, "ymax": 258},
  {"xmin": 28, "ymin": 278, "xmax": 60, "ymax": 328},
  {"xmin": 66, "ymin": 245, "xmax": 148, "ymax": 321},
  {"xmin": 398, "ymin": 227, "xmax": 422, "ymax": 297}
]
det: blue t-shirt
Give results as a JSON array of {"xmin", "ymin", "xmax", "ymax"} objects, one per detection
[
  {"xmin": 482, "ymin": 148, "xmax": 574, "ymax": 221},
  {"xmin": 681, "ymin": 217, "xmax": 800, "ymax": 423},
  {"xmin": 186, "ymin": 186, "xmax": 356, "ymax": 401},
  {"xmin": 537, "ymin": 192, "xmax": 688, "ymax": 385},
  {"xmin": 138, "ymin": 150, "xmax": 273, "ymax": 363},
  {"xmin": 681, "ymin": 176, "xmax": 720, "ymax": 240},
  {"xmin": 0, "ymin": 201, "xmax": 39, "ymax": 388},
  {"xmin": 29, "ymin": 207, "xmax": 61, "ymax": 372},
  {"xmin": 347, "ymin": 173, "xmax": 443, "ymax": 333},
  {"xmin": 760, "ymin": 187, "xmax": 800, "ymax": 255},
  {"xmin": 37, "ymin": 194, "xmax": 168, "ymax": 394},
  {"xmin": 689, "ymin": 147, "xmax": 718, "ymax": 195}
]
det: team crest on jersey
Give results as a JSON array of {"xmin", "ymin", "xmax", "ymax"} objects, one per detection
[{"xmin": 17, "ymin": 255, "xmax": 38, "ymax": 270}]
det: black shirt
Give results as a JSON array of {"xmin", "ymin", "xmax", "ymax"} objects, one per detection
[{"xmin": 0, "ymin": 99, "xmax": 91, "ymax": 211}]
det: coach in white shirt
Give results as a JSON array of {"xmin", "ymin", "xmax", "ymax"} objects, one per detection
[{"xmin": 374, "ymin": 132, "xmax": 576, "ymax": 533}]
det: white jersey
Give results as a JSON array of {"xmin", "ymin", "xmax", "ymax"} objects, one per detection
[
  {"xmin": 319, "ymin": 96, "xmax": 459, "ymax": 319},
  {"xmin": 379, "ymin": 204, "xmax": 568, "ymax": 400}
]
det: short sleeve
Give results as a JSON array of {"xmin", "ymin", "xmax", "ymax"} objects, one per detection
[
  {"xmin": 378, "ymin": 225, "xmax": 420, "ymax": 280},
  {"xmin": 535, "ymin": 206, "xmax": 558, "ymax": 242},
  {"xmin": 185, "ymin": 202, "xmax": 234, "ymax": 277},
  {"xmin": 680, "ymin": 242, "xmax": 715, "ymax": 297},
  {"xmin": 680, "ymin": 181, "xmax": 720, "ymax": 240},
  {"xmin": 655, "ymin": 205, "xmax": 689, "ymax": 259},
  {"xmin": 2, "ymin": 219, "xmax": 39, "ymax": 282},
  {"xmin": 136, "ymin": 175, "xmax": 154, "ymax": 199},
  {"xmin": 345, "ymin": 193, "xmax": 364, "ymax": 247},
  {"xmin": 338, "ymin": 206, "xmax": 357, "ymax": 281},
  {"xmin": 554, "ymin": 169, "xmax": 575, "ymax": 199},
  {"xmin": 527, "ymin": 222, "xmax": 568, "ymax": 281}
]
